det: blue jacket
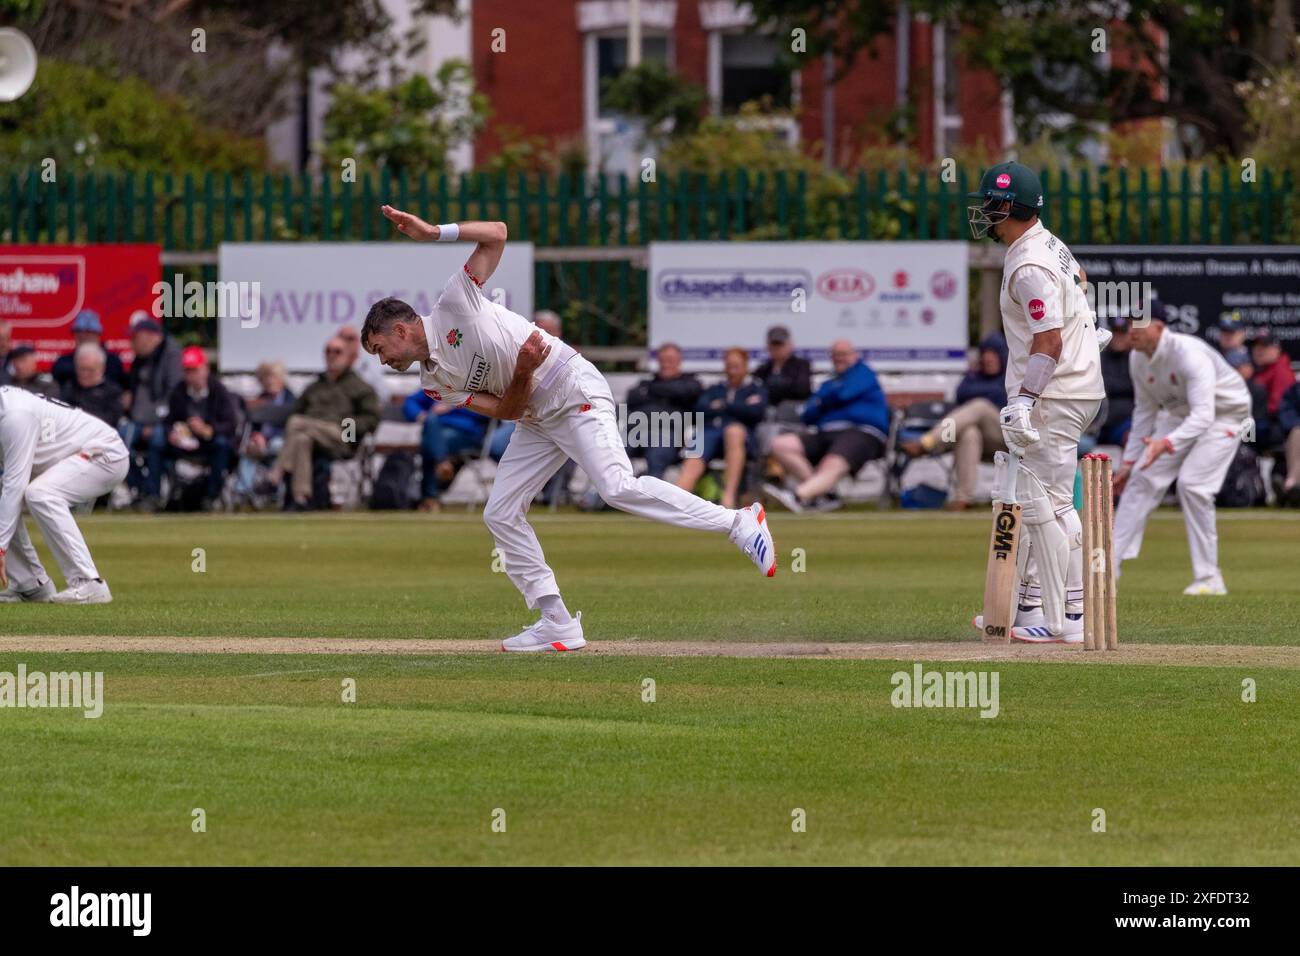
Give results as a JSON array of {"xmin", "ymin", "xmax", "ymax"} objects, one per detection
[
  {"xmin": 696, "ymin": 380, "xmax": 768, "ymax": 431},
  {"xmin": 403, "ymin": 389, "xmax": 488, "ymax": 440},
  {"xmin": 955, "ymin": 371, "xmax": 1006, "ymax": 409},
  {"xmin": 955, "ymin": 333, "xmax": 1008, "ymax": 408},
  {"xmin": 801, "ymin": 360, "xmax": 889, "ymax": 435},
  {"xmin": 1279, "ymin": 382, "xmax": 1300, "ymax": 436}
]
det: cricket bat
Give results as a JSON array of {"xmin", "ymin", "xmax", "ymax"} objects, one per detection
[{"xmin": 981, "ymin": 450, "xmax": 1022, "ymax": 643}]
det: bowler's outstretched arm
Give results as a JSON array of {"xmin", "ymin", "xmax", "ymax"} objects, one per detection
[{"xmin": 380, "ymin": 205, "xmax": 508, "ymax": 282}]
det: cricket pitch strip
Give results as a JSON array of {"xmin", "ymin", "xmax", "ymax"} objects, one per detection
[{"xmin": 2, "ymin": 636, "xmax": 1299, "ymax": 668}]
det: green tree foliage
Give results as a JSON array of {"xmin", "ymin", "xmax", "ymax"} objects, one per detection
[
  {"xmin": 0, "ymin": 58, "xmax": 265, "ymax": 175},
  {"xmin": 321, "ymin": 62, "xmax": 488, "ymax": 175},
  {"xmin": 746, "ymin": 0, "xmax": 1300, "ymax": 159},
  {"xmin": 601, "ymin": 61, "xmax": 709, "ymax": 139}
]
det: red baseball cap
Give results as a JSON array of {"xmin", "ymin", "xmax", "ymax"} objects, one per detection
[{"xmin": 181, "ymin": 346, "xmax": 208, "ymax": 369}]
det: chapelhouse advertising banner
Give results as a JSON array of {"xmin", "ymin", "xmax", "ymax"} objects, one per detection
[
  {"xmin": 648, "ymin": 241, "xmax": 969, "ymax": 370},
  {"xmin": 1075, "ymin": 246, "xmax": 1300, "ymax": 359},
  {"xmin": 0, "ymin": 244, "xmax": 159, "ymax": 369},
  {"xmin": 218, "ymin": 243, "xmax": 534, "ymax": 371}
]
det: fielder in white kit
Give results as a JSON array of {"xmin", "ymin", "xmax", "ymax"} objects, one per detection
[
  {"xmin": 1111, "ymin": 307, "xmax": 1251, "ymax": 595},
  {"xmin": 0, "ymin": 385, "xmax": 129, "ymax": 604},
  {"xmin": 967, "ymin": 162, "xmax": 1105, "ymax": 644},
  {"xmin": 361, "ymin": 205, "xmax": 776, "ymax": 652}
]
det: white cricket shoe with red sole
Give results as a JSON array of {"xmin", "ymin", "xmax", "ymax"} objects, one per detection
[
  {"xmin": 731, "ymin": 502, "xmax": 776, "ymax": 577},
  {"xmin": 501, "ymin": 612, "xmax": 586, "ymax": 653}
]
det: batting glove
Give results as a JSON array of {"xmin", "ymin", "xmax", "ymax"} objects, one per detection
[{"xmin": 999, "ymin": 396, "xmax": 1040, "ymax": 450}]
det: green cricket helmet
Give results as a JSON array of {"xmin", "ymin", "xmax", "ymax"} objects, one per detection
[{"xmin": 968, "ymin": 161, "xmax": 1044, "ymax": 240}]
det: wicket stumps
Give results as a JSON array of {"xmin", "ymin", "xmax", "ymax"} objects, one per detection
[{"xmin": 1081, "ymin": 454, "xmax": 1119, "ymax": 651}]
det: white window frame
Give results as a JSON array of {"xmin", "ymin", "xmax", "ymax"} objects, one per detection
[
  {"xmin": 702, "ymin": 4, "xmax": 799, "ymax": 146},
  {"xmin": 932, "ymin": 21, "xmax": 963, "ymax": 160},
  {"xmin": 584, "ymin": 30, "xmax": 676, "ymax": 173}
]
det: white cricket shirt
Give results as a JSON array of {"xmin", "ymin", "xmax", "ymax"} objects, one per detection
[
  {"xmin": 1122, "ymin": 330, "xmax": 1252, "ymax": 462},
  {"xmin": 0, "ymin": 385, "xmax": 127, "ymax": 548},
  {"xmin": 999, "ymin": 222, "xmax": 1105, "ymax": 401},
  {"xmin": 417, "ymin": 269, "xmax": 574, "ymax": 414}
]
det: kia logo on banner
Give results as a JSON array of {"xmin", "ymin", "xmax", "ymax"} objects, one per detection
[{"xmin": 816, "ymin": 269, "xmax": 874, "ymax": 302}]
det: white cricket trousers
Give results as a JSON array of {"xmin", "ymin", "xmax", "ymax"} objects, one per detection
[
  {"xmin": 5, "ymin": 449, "xmax": 129, "ymax": 590},
  {"xmin": 1016, "ymin": 396, "xmax": 1100, "ymax": 632},
  {"xmin": 484, "ymin": 358, "xmax": 735, "ymax": 609},
  {"xmin": 1112, "ymin": 412, "xmax": 1241, "ymax": 582}
]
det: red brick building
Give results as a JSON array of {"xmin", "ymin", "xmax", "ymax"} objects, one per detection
[{"xmin": 470, "ymin": 1, "xmax": 1009, "ymax": 171}]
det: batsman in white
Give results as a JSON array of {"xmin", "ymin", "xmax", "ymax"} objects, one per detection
[
  {"xmin": 967, "ymin": 162, "xmax": 1105, "ymax": 644},
  {"xmin": 1111, "ymin": 304, "xmax": 1251, "ymax": 595},
  {"xmin": 361, "ymin": 206, "xmax": 776, "ymax": 652},
  {"xmin": 0, "ymin": 385, "xmax": 129, "ymax": 604}
]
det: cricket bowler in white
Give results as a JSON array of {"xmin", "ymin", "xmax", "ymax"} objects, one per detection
[
  {"xmin": 362, "ymin": 205, "xmax": 776, "ymax": 652},
  {"xmin": 1111, "ymin": 307, "xmax": 1251, "ymax": 595},
  {"xmin": 967, "ymin": 163, "xmax": 1105, "ymax": 644},
  {"xmin": 0, "ymin": 386, "xmax": 130, "ymax": 604}
]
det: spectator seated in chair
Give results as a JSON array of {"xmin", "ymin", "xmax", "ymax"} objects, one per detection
[
  {"xmin": 1097, "ymin": 313, "xmax": 1136, "ymax": 446},
  {"xmin": 5, "ymin": 345, "xmax": 58, "ymax": 399},
  {"xmin": 236, "ymin": 359, "xmax": 296, "ymax": 501},
  {"xmin": 163, "ymin": 346, "xmax": 240, "ymax": 510},
  {"xmin": 121, "ymin": 318, "xmax": 184, "ymax": 510},
  {"xmin": 899, "ymin": 333, "xmax": 1009, "ymax": 510},
  {"xmin": 52, "ymin": 310, "xmax": 128, "ymax": 390},
  {"xmin": 267, "ymin": 337, "xmax": 379, "ymax": 511},
  {"xmin": 1250, "ymin": 331, "xmax": 1295, "ymax": 444},
  {"xmin": 61, "ymin": 342, "xmax": 125, "ymax": 427},
  {"xmin": 765, "ymin": 339, "xmax": 889, "ymax": 513},
  {"xmin": 625, "ymin": 342, "xmax": 702, "ymax": 479},
  {"xmin": 403, "ymin": 387, "xmax": 488, "ymax": 512},
  {"xmin": 753, "ymin": 324, "xmax": 812, "ymax": 418},
  {"xmin": 674, "ymin": 347, "xmax": 768, "ymax": 509}
]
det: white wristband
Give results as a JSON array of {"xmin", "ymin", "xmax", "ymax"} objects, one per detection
[{"xmin": 435, "ymin": 223, "xmax": 459, "ymax": 242}]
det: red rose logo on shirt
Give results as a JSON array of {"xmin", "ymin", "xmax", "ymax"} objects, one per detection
[
  {"xmin": 1027, "ymin": 298, "xmax": 1047, "ymax": 321},
  {"xmin": 578, "ymin": 403, "xmax": 592, "ymax": 413},
  {"xmin": 446, "ymin": 329, "xmax": 462, "ymax": 348}
]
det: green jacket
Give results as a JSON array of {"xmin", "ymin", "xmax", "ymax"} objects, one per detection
[{"xmin": 292, "ymin": 369, "xmax": 380, "ymax": 458}]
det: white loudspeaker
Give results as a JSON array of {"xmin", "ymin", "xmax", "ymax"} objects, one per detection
[{"xmin": 0, "ymin": 28, "xmax": 37, "ymax": 103}]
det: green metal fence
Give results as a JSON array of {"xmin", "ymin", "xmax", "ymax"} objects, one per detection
[
  {"xmin": 3, "ymin": 166, "xmax": 1295, "ymax": 349},
  {"xmin": 5, "ymin": 166, "xmax": 1295, "ymax": 247}
]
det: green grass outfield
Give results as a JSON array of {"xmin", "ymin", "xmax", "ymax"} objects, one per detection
[
  {"xmin": 2, "ymin": 510, "xmax": 1298, "ymax": 642},
  {"xmin": 2, "ymin": 511, "xmax": 1298, "ymax": 865}
]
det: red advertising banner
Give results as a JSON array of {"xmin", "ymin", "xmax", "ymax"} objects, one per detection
[{"xmin": 0, "ymin": 244, "xmax": 161, "ymax": 370}]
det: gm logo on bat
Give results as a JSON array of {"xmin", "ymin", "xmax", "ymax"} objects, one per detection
[{"xmin": 992, "ymin": 507, "xmax": 1018, "ymax": 558}]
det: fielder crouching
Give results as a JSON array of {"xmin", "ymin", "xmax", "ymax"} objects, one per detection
[
  {"xmin": 0, "ymin": 385, "xmax": 129, "ymax": 604},
  {"xmin": 1111, "ymin": 304, "xmax": 1252, "ymax": 595}
]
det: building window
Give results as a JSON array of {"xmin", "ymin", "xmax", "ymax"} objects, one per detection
[
  {"xmin": 585, "ymin": 32, "xmax": 674, "ymax": 174},
  {"xmin": 597, "ymin": 34, "xmax": 671, "ymax": 117},
  {"xmin": 720, "ymin": 33, "xmax": 791, "ymax": 112}
]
